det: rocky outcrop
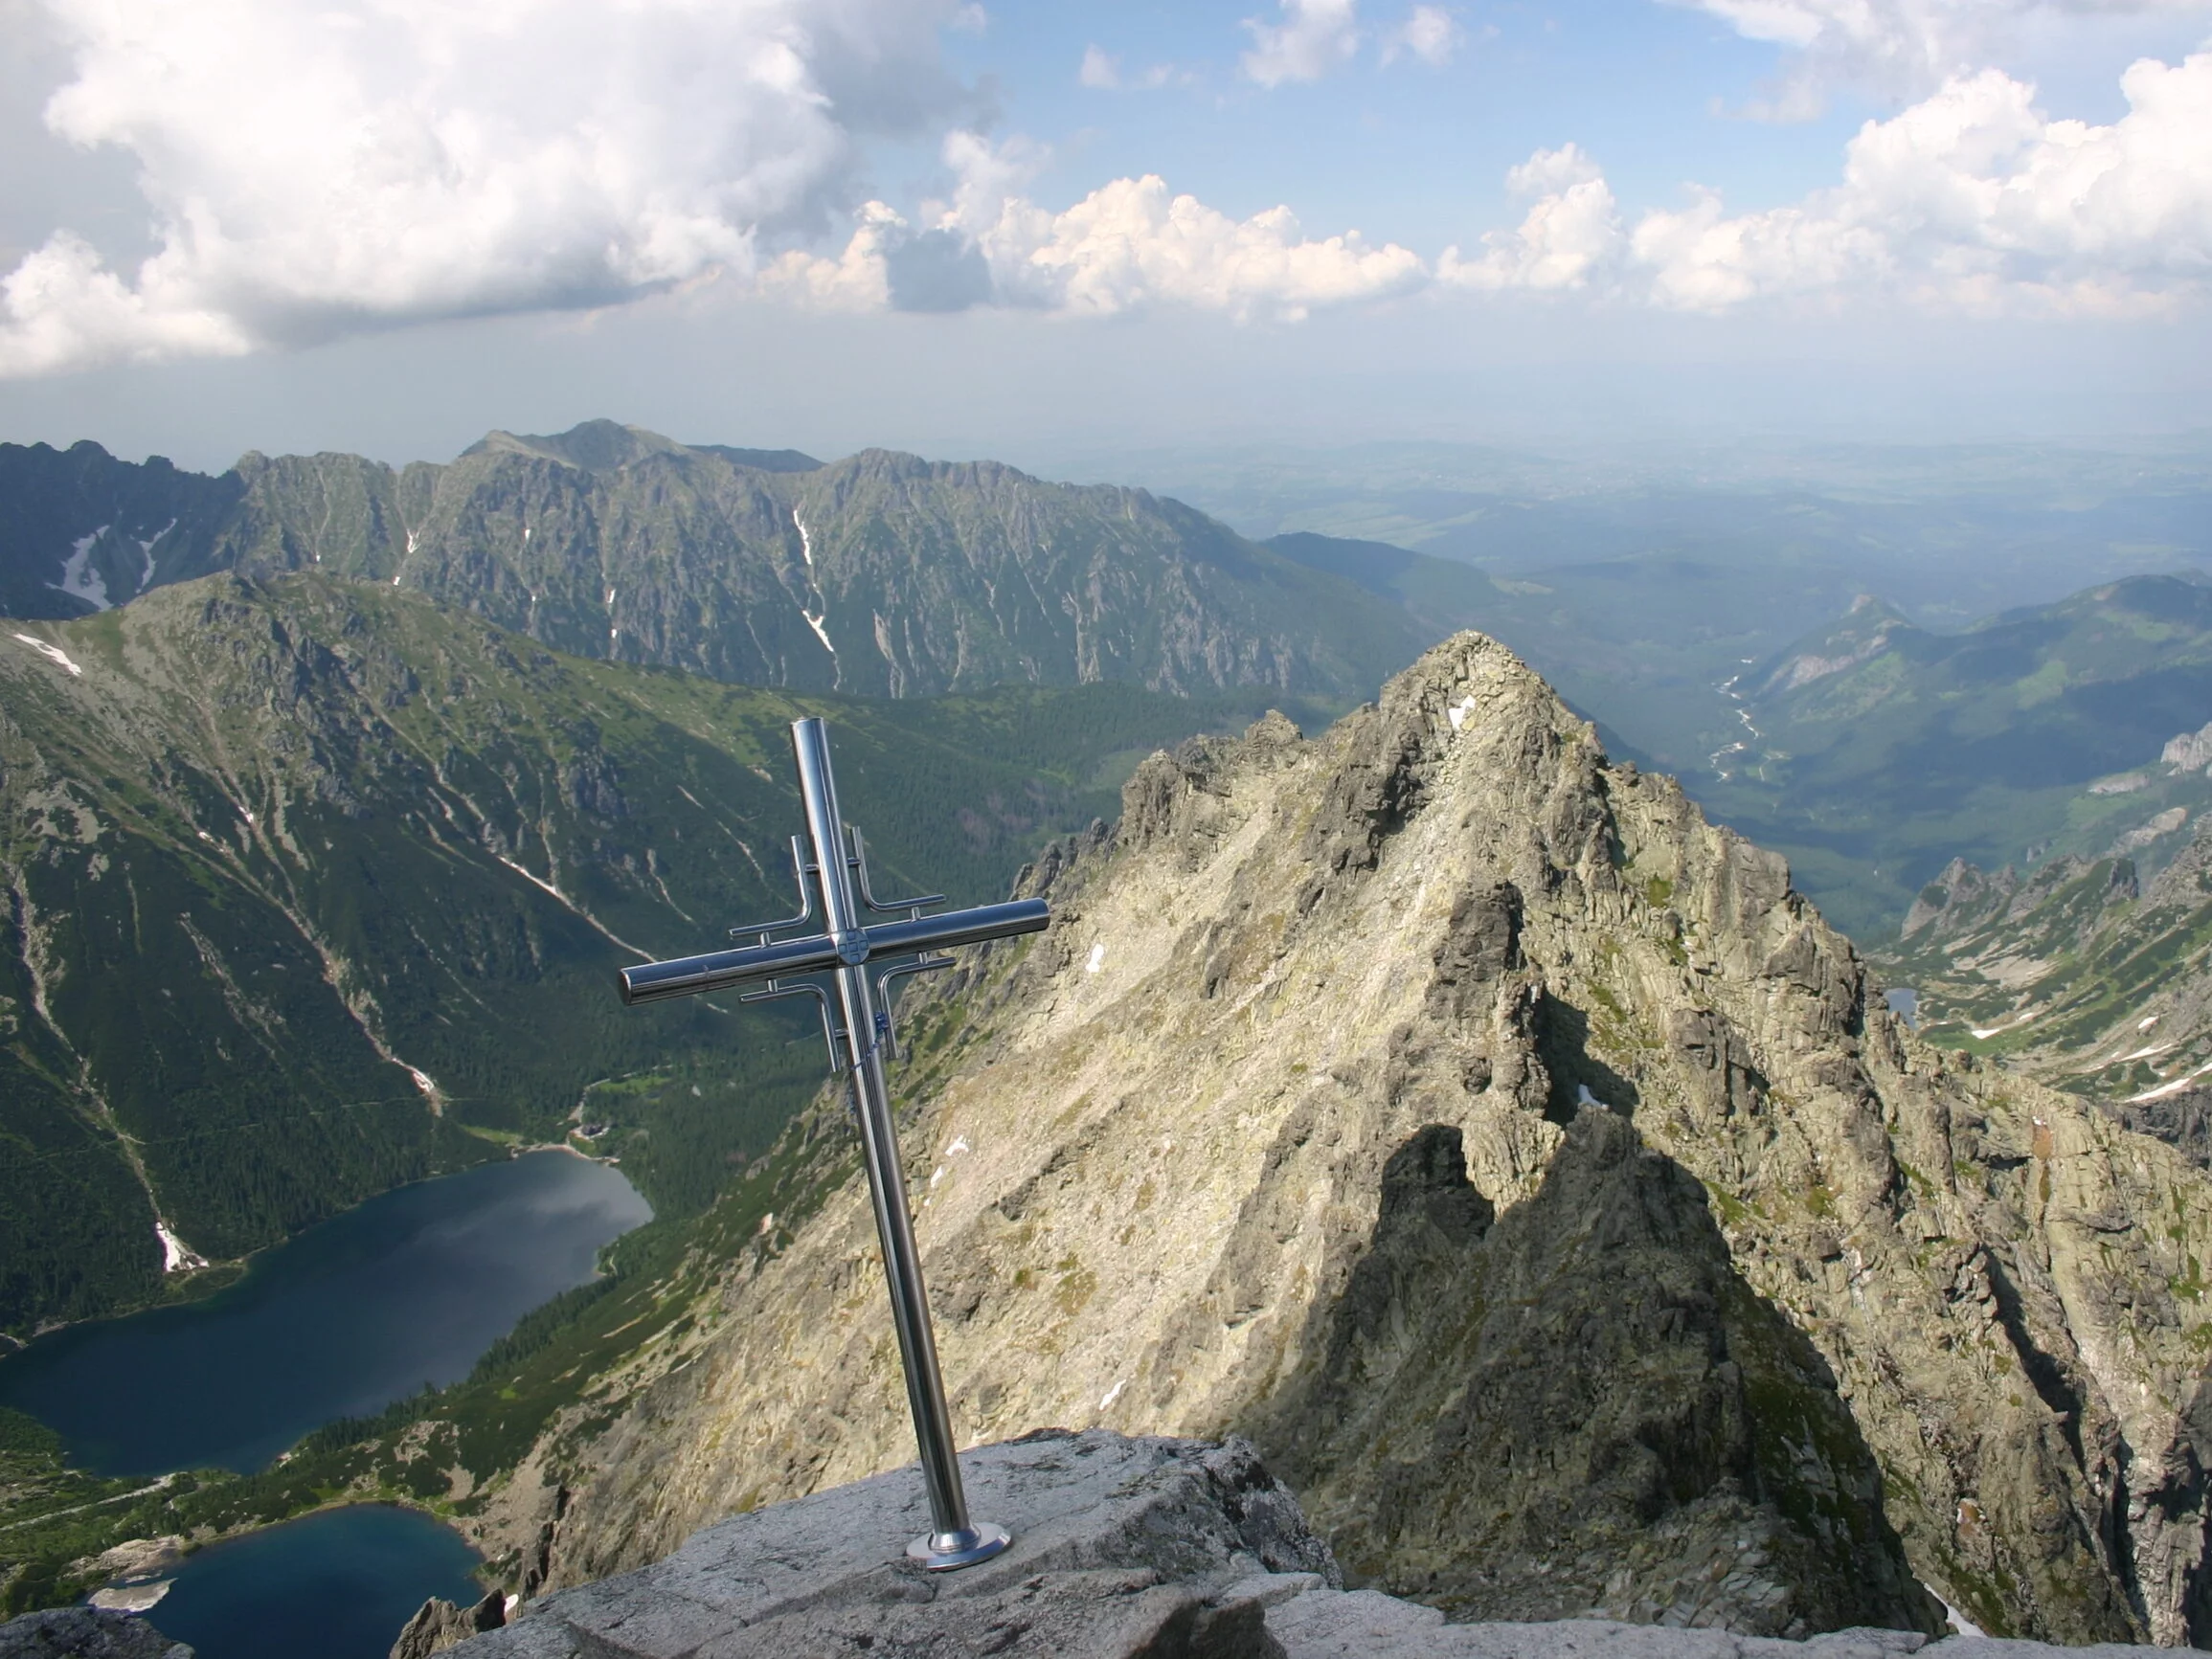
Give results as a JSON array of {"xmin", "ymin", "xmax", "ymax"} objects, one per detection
[
  {"xmin": 453, "ymin": 1430, "xmax": 1337, "ymax": 1658},
  {"xmin": 391, "ymin": 1591, "xmax": 506, "ymax": 1658},
  {"xmin": 1882, "ymin": 822, "xmax": 2212, "ymax": 1166},
  {"xmin": 0, "ymin": 1608, "xmax": 191, "ymax": 1659},
  {"xmin": 446, "ymin": 1429, "xmax": 2176, "ymax": 1659},
  {"xmin": 494, "ymin": 633, "xmax": 2212, "ymax": 1645}
]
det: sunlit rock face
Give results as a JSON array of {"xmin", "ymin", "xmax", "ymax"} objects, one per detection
[{"xmin": 530, "ymin": 633, "xmax": 2212, "ymax": 1646}]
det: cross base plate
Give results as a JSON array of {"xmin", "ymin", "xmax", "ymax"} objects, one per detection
[{"xmin": 907, "ymin": 1521, "xmax": 1013, "ymax": 1572}]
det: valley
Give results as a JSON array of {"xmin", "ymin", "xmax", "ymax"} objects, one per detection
[
  {"xmin": 7, "ymin": 425, "xmax": 2212, "ymax": 1648},
  {"xmin": 0, "ymin": 570, "xmax": 1309, "ymax": 1338}
]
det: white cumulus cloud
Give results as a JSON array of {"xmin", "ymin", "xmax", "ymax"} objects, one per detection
[
  {"xmin": 777, "ymin": 132, "xmax": 1426, "ymax": 321},
  {"xmin": 1383, "ymin": 5, "xmax": 1466, "ymax": 65},
  {"xmin": 1631, "ymin": 55, "xmax": 2212, "ymax": 311},
  {"xmin": 1437, "ymin": 145, "xmax": 1625, "ymax": 291},
  {"xmin": 1677, "ymin": 0, "xmax": 2212, "ymax": 113},
  {"xmin": 1078, "ymin": 45, "xmax": 1183, "ymax": 91},
  {"xmin": 0, "ymin": 0, "xmax": 966, "ymax": 377},
  {"xmin": 1241, "ymin": 0, "xmax": 1364, "ymax": 86}
]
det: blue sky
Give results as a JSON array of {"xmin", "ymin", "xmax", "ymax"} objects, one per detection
[{"xmin": 0, "ymin": 0, "xmax": 2205, "ymax": 470}]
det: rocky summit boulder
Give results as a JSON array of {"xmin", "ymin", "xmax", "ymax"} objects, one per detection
[
  {"xmin": 0, "ymin": 1608, "xmax": 191, "ymax": 1659},
  {"xmin": 444, "ymin": 1429, "xmax": 2177, "ymax": 1659},
  {"xmin": 485, "ymin": 633, "xmax": 2212, "ymax": 1646}
]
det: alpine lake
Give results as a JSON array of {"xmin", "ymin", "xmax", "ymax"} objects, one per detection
[{"xmin": 0, "ymin": 1150, "xmax": 651, "ymax": 1658}]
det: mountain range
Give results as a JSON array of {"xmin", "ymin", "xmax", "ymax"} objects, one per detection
[
  {"xmin": 1701, "ymin": 576, "xmax": 2212, "ymax": 938},
  {"xmin": 0, "ymin": 572, "xmax": 1285, "ymax": 1335},
  {"xmin": 0, "ymin": 423, "xmax": 1434, "ymax": 705},
  {"xmin": 462, "ymin": 635, "xmax": 2212, "ymax": 1647},
  {"xmin": 11, "ymin": 426, "xmax": 2212, "ymax": 1648},
  {"xmin": 1880, "ymin": 815, "xmax": 2212, "ymax": 1166}
]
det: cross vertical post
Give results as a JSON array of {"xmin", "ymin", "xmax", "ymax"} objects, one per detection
[{"xmin": 616, "ymin": 716, "xmax": 1050, "ymax": 1571}]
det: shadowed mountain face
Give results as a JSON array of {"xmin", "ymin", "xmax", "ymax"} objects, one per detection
[
  {"xmin": 0, "ymin": 572, "xmax": 1279, "ymax": 1334},
  {"xmin": 0, "ymin": 423, "xmax": 1425, "ymax": 704},
  {"xmin": 496, "ymin": 633, "xmax": 2212, "ymax": 1647}
]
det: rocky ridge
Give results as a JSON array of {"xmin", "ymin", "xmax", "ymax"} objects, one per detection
[
  {"xmin": 1882, "ymin": 824, "xmax": 2212, "ymax": 1165},
  {"xmin": 0, "ymin": 425, "xmax": 1423, "ymax": 703},
  {"xmin": 477, "ymin": 632, "xmax": 2212, "ymax": 1646}
]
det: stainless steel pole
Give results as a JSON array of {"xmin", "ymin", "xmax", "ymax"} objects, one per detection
[{"xmin": 789, "ymin": 718, "xmax": 1012, "ymax": 1571}]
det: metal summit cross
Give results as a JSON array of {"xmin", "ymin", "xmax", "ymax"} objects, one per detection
[{"xmin": 616, "ymin": 717, "xmax": 1049, "ymax": 1571}]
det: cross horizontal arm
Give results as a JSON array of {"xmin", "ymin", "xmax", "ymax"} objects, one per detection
[
  {"xmin": 617, "ymin": 897, "xmax": 1049, "ymax": 1007},
  {"xmin": 618, "ymin": 931, "xmax": 844, "ymax": 1006},
  {"xmin": 860, "ymin": 898, "xmax": 1050, "ymax": 959}
]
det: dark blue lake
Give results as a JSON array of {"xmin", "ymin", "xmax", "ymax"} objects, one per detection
[
  {"xmin": 0, "ymin": 1150, "xmax": 649, "ymax": 1476},
  {"xmin": 141, "ymin": 1504, "xmax": 485, "ymax": 1659}
]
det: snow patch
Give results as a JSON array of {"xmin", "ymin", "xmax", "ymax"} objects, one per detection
[
  {"xmin": 12, "ymin": 633, "xmax": 83, "ymax": 676},
  {"xmin": 402, "ymin": 1064, "xmax": 440, "ymax": 1106},
  {"xmin": 156, "ymin": 1222, "xmax": 207, "ymax": 1273},
  {"xmin": 1446, "ymin": 694, "xmax": 1478, "ymax": 732},
  {"xmin": 929, "ymin": 1164, "xmax": 947, "ymax": 1189},
  {"xmin": 802, "ymin": 609, "xmax": 836, "ymax": 655},
  {"xmin": 1098, "ymin": 1378, "xmax": 1127, "ymax": 1411},
  {"xmin": 1930, "ymin": 1587, "xmax": 1984, "ymax": 1639},
  {"xmin": 2129, "ymin": 1060, "xmax": 2212, "ymax": 1103},
  {"xmin": 1971, "ymin": 1013, "xmax": 2036, "ymax": 1041},
  {"xmin": 1086, "ymin": 942, "xmax": 1106, "ymax": 975},
  {"xmin": 2140, "ymin": 1015, "xmax": 2161, "ymax": 1031},
  {"xmin": 946, "ymin": 1135, "xmax": 969, "ymax": 1156},
  {"xmin": 89, "ymin": 1581, "xmax": 172, "ymax": 1613},
  {"xmin": 795, "ymin": 509, "xmax": 815, "ymax": 568},
  {"xmin": 497, "ymin": 853, "xmax": 567, "ymax": 903},
  {"xmin": 53, "ymin": 526, "xmax": 112, "ymax": 609},
  {"xmin": 2108, "ymin": 1043, "xmax": 2171, "ymax": 1065},
  {"xmin": 136, "ymin": 520, "xmax": 175, "ymax": 592}
]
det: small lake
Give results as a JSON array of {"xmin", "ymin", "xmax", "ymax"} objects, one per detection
[
  {"xmin": 137, "ymin": 1504, "xmax": 485, "ymax": 1659},
  {"xmin": 0, "ymin": 1150, "xmax": 650, "ymax": 1475}
]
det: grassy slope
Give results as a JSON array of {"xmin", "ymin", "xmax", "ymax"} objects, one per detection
[
  {"xmin": 1697, "ymin": 575, "xmax": 2212, "ymax": 939},
  {"xmin": 0, "ymin": 572, "xmax": 1307, "ymax": 1335}
]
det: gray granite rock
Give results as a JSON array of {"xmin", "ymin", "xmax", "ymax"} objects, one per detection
[
  {"xmin": 449, "ymin": 1429, "xmax": 1335, "ymax": 1658},
  {"xmin": 0, "ymin": 1608, "xmax": 192, "ymax": 1659},
  {"xmin": 450, "ymin": 1430, "xmax": 2201, "ymax": 1658},
  {"xmin": 392, "ymin": 1590, "xmax": 507, "ymax": 1658}
]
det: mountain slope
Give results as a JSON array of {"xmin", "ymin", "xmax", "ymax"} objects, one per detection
[
  {"xmin": 1879, "ymin": 820, "xmax": 2212, "ymax": 1162},
  {"xmin": 0, "ymin": 573, "xmax": 1281, "ymax": 1335},
  {"xmin": 0, "ymin": 424, "xmax": 1426, "ymax": 704},
  {"xmin": 481, "ymin": 633, "xmax": 2212, "ymax": 1646},
  {"xmin": 1701, "ymin": 576, "xmax": 2212, "ymax": 937}
]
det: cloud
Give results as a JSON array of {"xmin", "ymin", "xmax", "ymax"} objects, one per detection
[
  {"xmin": 1078, "ymin": 45, "xmax": 1183, "ymax": 91},
  {"xmin": 1675, "ymin": 0, "xmax": 2212, "ymax": 114},
  {"xmin": 1079, "ymin": 45, "xmax": 1123, "ymax": 88},
  {"xmin": 1383, "ymin": 6, "xmax": 1466, "ymax": 66},
  {"xmin": 1241, "ymin": 0, "xmax": 1364, "ymax": 86},
  {"xmin": 1437, "ymin": 146, "xmax": 1625, "ymax": 291},
  {"xmin": 0, "ymin": 0, "xmax": 967, "ymax": 377},
  {"xmin": 1631, "ymin": 56, "xmax": 2212, "ymax": 311},
  {"xmin": 778, "ymin": 132, "xmax": 1426, "ymax": 321}
]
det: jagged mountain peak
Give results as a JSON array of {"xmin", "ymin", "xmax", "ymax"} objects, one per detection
[
  {"xmin": 511, "ymin": 628, "xmax": 2212, "ymax": 1646},
  {"xmin": 461, "ymin": 419, "xmax": 694, "ymax": 474}
]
